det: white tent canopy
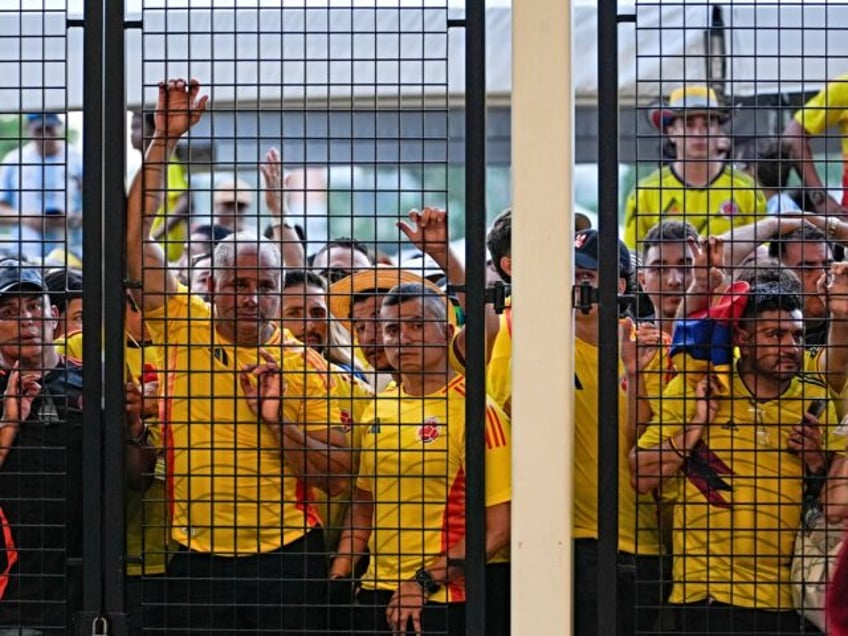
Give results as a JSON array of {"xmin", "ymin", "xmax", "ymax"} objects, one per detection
[{"xmin": 4, "ymin": 2, "xmax": 848, "ymax": 112}]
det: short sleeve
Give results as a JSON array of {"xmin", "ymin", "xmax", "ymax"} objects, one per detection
[
  {"xmin": 623, "ymin": 187, "xmax": 639, "ymax": 249},
  {"xmin": 482, "ymin": 403, "xmax": 511, "ymax": 507},
  {"xmin": 794, "ymin": 77, "xmax": 848, "ymax": 135},
  {"xmin": 143, "ymin": 284, "xmax": 204, "ymax": 345},
  {"xmin": 355, "ymin": 403, "xmax": 378, "ymax": 493},
  {"xmin": 637, "ymin": 372, "xmax": 690, "ymax": 448},
  {"xmin": 282, "ymin": 351, "xmax": 341, "ymax": 433},
  {"xmin": 0, "ymin": 158, "xmax": 17, "ymax": 206}
]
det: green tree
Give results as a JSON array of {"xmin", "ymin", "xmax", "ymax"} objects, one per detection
[{"xmin": 0, "ymin": 115, "xmax": 24, "ymax": 159}]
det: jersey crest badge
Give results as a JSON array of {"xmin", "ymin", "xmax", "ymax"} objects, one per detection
[
  {"xmin": 719, "ymin": 200, "xmax": 739, "ymax": 217},
  {"xmin": 418, "ymin": 417, "xmax": 441, "ymax": 444}
]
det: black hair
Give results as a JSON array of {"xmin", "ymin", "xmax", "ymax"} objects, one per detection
[
  {"xmin": 313, "ymin": 237, "xmax": 373, "ymax": 265},
  {"xmin": 768, "ymin": 224, "xmax": 830, "ymax": 260},
  {"xmin": 733, "ymin": 259, "xmax": 802, "ymax": 294},
  {"xmin": 640, "ymin": 220, "xmax": 699, "ymax": 259},
  {"xmin": 192, "ymin": 224, "xmax": 233, "ymax": 245},
  {"xmin": 283, "ymin": 269, "xmax": 328, "ymax": 292},
  {"xmin": 486, "ymin": 208, "xmax": 512, "ymax": 283},
  {"xmin": 43, "ymin": 268, "xmax": 83, "ymax": 314},
  {"xmin": 381, "ymin": 283, "xmax": 447, "ymax": 321},
  {"xmin": 739, "ymin": 281, "xmax": 803, "ymax": 325}
]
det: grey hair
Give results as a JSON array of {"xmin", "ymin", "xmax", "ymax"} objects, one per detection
[{"xmin": 212, "ymin": 233, "xmax": 282, "ymax": 272}]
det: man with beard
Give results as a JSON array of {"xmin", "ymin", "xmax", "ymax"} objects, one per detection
[{"xmin": 631, "ymin": 278, "xmax": 848, "ymax": 634}]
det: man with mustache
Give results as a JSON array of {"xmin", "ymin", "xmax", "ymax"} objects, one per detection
[{"xmin": 631, "ymin": 277, "xmax": 848, "ymax": 633}]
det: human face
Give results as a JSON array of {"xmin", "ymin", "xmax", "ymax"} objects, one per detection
[
  {"xmin": 55, "ymin": 297, "xmax": 83, "ymax": 339},
  {"xmin": 214, "ymin": 202, "xmax": 249, "ymax": 233},
  {"xmin": 667, "ymin": 113, "xmax": 723, "ymax": 160},
  {"xmin": 638, "ymin": 242, "xmax": 694, "ymax": 319},
  {"xmin": 313, "ymin": 247, "xmax": 372, "ymax": 282},
  {"xmin": 0, "ymin": 294, "xmax": 55, "ymax": 363},
  {"xmin": 380, "ymin": 298, "xmax": 450, "ymax": 376},
  {"xmin": 28, "ymin": 122, "xmax": 61, "ymax": 157},
  {"xmin": 189, "ymin": 256, "xmax": 213, "ymax": 296},
  {"xmin": 737, "ymin": 309, "xmax": 804, "ymax": 383},
  {"xmin": 209, "ymin": 248, "xmax": 280, "ymax": 344},
  {"xmin": 780, "ymin": 241, "xmax": 833, "ymax": 321},
  {"xmin": 350, "ymin": 294, "xmax": 392, "ymax": 371},
  {"xmin": 281, "ymin": 283, "xmax": 329, "ymax": 350}
]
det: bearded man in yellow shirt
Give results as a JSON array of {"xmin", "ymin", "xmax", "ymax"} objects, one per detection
[
  {"xmin": 632, "ymin": 279, "xmax": 848, "ymax": 633},
  {"xmin": 127, "ymin": 78, "xmax": 349, "ymax": 635}
]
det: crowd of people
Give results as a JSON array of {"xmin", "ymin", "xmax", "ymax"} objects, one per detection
[{"xmin": 4, "ymin": 73, "xmax": 848, "ymax": 635}]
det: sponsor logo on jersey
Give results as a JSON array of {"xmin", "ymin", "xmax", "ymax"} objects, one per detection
[{"xmin": 367, "ymin": 418, "xmax": 381, "ymax": 434}]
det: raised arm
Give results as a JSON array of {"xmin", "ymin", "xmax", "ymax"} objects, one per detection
[
  {"xmin": 127, "ymin": 79, "xmax": 207, "ymax": 311},
  {"xmin": 818, "ymin": 262, "xmax": 848, "ymax": 395},
  {"xmin": 720, "ymin": 216, "xmax": 808, "ymax": 268},
  {"xmin": 261, "ymin": 147, "xmax": 306, "ymax": 269},
  {"xmin": 784, "ymin": 118, "xmax": 847, "ymax": 217},
  {"xmin": 398, "ymin": 207, "xmax": 500, "ymax": 362},
  {"xmin": 673, "ymin": 236, "xmax": 726, "ymax": 320}
]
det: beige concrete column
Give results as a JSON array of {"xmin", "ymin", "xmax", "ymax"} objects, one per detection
[{"xmin": 511, "ymin": 0, "xmax": 573, "ymax": 633}]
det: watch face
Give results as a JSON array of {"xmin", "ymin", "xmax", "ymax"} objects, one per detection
[{"xmin": 415, "ymin": 569, "xmax": 439, "ymax": 594}]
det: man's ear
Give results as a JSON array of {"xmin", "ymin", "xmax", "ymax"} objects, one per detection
[
  {"xmin": 637, "ymin": 270, "xmax": 646, "ymax": 289},
  {"xmin": 618, "ymin": 277, "xmax": 627, "ymax": 294},
  {"xmin": 500, "ymin": 256, "xmax": 512, "ymax": 279},
  {"xmin": 734, "ymin": 325, "xmax": 750, "ymax": 348}
]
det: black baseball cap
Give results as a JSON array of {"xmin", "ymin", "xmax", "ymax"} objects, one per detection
[
  {"xmin": 0, "ymin": 261, "xmax": 46, "ymax": 299},
  {"xmin": 574, "ymin": 229, "xmax": 633, "ymax": 278}
]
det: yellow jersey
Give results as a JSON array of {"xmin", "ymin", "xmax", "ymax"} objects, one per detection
[
  {"xmin": 145, "ymin": 287, "xmax": 340, "ymax": 556},
  {"xmin": 486, "ymin": 308, "xmax": 512, "ymax": 416},
  {"xmin": 638, "ymin": 367, "xmax": 846, "ymax": 609},
  {"xmin": 623, "ymin": 164, "xmax": 766, "ymax": 249},
  {"xmin": 59, "ymin": 331, "xmax": 174, "ymax": 576},
  {"xmin": 357, "ymin": 375, "xmax": 511, "ymax": 603},
  {"xmin": 794, "ymin": 75, "xmax": 848, "ymax": 207},
  {"xmin": 287, "ymin": 340, "xmax": 376, "ymax": 549},
  {"xmin": 573, "ymin": 337, "xmax": 663, "ymax": 555}
]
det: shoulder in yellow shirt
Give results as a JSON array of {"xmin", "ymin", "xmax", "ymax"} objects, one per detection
[{"xmin": 623, "ymin": 164, "xmax": 766, "ymax": 249}]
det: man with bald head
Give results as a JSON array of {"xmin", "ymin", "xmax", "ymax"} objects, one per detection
[{"xmin": 126, "ymin": 78, "xmax": 349, "ymax": 634}]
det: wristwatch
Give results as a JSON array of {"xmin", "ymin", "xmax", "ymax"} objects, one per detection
[{"xmin": 413, "ymin": 568, "xmax": 441, "ymax": 595}]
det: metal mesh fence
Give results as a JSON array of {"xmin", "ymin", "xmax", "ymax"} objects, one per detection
[
  {"xmin": 618, "ymin": 2, "xmax": 848, "ymax": 635},
  {"xmin": 0, "ymin": 1, "xmax": 502, "ymax": 635}
]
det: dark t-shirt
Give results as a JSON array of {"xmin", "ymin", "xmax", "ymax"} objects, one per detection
[{"xmin": 0, "ymin": 360, "xmax": 84, "ymax": 632}]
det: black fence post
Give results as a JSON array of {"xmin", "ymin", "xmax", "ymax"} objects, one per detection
[
  {"xmin": 464, "ymin": 0, "xmax": 488, "ymax": 634},
  {"xmin": 79, "ymin": 0, "xmax": 105, "ymax": 633},
  {"xmin": 102, "ymin": 0, "xmax": 128, "ymax": 632},
  {"xmin": 597, "ymin": 1, "xmax": 621, "ymax": 634}
]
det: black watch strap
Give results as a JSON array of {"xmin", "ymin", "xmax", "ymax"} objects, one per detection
[{"xmin": 414, "ymin": 568, "xmax": 441, "ymax": 595}]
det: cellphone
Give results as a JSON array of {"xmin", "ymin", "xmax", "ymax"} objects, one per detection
[{"xmin": 806, "ymin": 399, "xmax": 826, "ymax": 420}]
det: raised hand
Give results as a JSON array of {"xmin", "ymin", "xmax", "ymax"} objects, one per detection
[
  {"xmin": 3, "ymin": 363, "xmax": 41, "ymax": 425},
  {"xmin": 619, "ymin": 317, "xmax": 663, "ymax": 376},
  {"xmin": 689, "ymin": 236, "xmax": 725, "ymax": 294},
  {"xmin": 397, "ymin": 207, "xmax": 450, "ymax": 265},
  {"xmin": 823, "ymin": 262, "xmax": 848, "ymax": 318},
  {"xmin": 260, "ymin": 147, "xmax": 292, "ymax": 217},
  {"xmin": 693, "ymin": 374, "xmax": 720, "ymax": 424},
  {"xmin": 239, "ymin": 350, "xmax": 288, "ymax": 426},
  {"xmin": 154, "ymin": 78, "xmax": 208, "ymax": 141}
]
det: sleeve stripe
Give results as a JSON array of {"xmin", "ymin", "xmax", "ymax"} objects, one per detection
[{"xmin": 485, "ymin": 406, "xmax": 507, "ymax": 449}]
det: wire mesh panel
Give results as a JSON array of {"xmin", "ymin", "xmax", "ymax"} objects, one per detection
[
  {"xmin": 0, "ymin": 2, "xmax": 94, "ymax": 634},
  {"xmin": 617, "ymin": 1, "xmax": 848, "ymax": 634},
  {"xmin": 126, "ymin": 3, "xmax": 502, "ymax": 635}
]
